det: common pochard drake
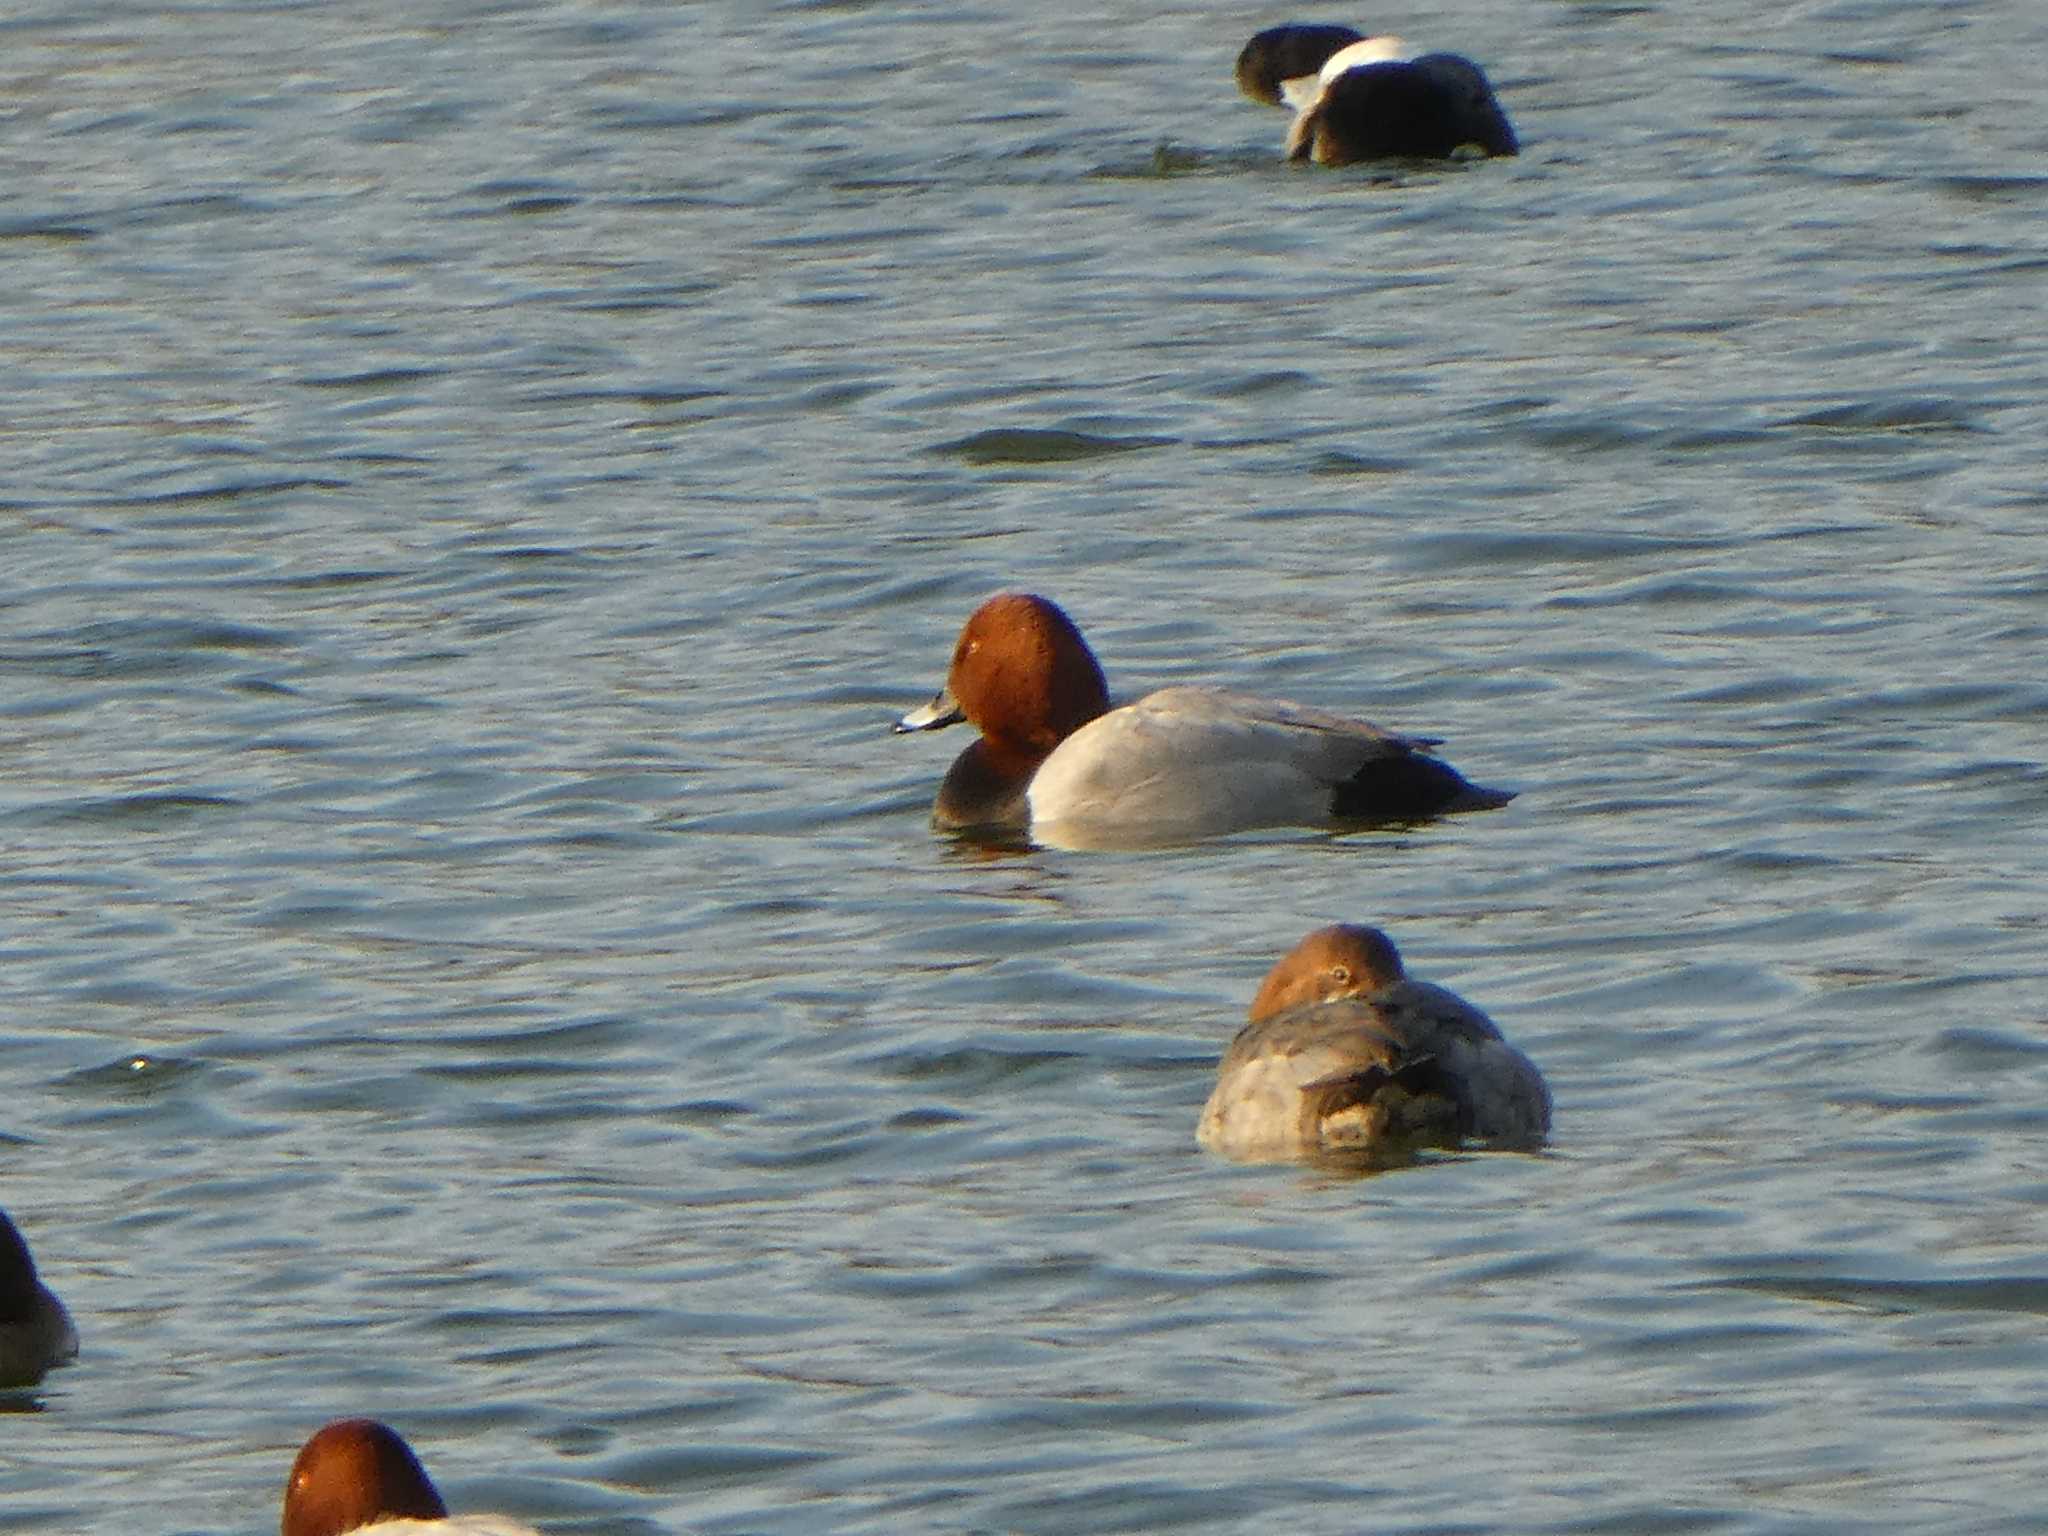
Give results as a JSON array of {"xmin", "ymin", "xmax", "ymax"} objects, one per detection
[
  {"xmin": 1235, "ymin": 23, "xmax": 1517, "ymax": 163},
  {"xmin": 895, "ymin": 593, "xmax": 1511, "ymax": 847},
  {"xmin": 1198, "ymin": 924, "xmax": 1549, "ymax": 1161},
  {"xmin": 281, "ymin": 1419, "xmax": 541, "ymax": 1536}
]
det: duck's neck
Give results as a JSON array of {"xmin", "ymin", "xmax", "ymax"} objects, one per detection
[{"xmin": 934, "ymin": 739, "xmax": 1040, "ymax": 830}]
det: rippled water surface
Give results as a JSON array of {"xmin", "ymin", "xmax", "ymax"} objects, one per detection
[{"xmin": 5, "ymin": 0, "xmax": 2048, "ymax": 1531}]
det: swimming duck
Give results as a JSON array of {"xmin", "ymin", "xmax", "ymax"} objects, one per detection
[
  {"xmin": 0, "ymin": 1206, "xmax": 77, "ymax": 1386},
  {"xmin": 1198, "ymin": 924, "xmax": 1549, "ymax": 1161},
  {"xmin": 1235, "ymin": 22, "xmax": 1518, "ymax": 163},
  {"xmin": 281, "ymin": 1419, "xmax": 541, "ymax": 1536},
  {"xmin": 894, "ymin": 593, "xmax": 1511, "ymax": 846}
]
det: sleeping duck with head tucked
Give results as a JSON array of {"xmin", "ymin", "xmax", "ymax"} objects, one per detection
[
  {"xmin": 1235, "ymin": 22, "xmax": 1518, "ymax": 164},
  {"xmin": 1198, "ymin": 924, "xmax": 1549, "ymax": 1163}
]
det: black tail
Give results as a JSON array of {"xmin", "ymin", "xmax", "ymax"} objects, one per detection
[{"xmin": 1331, "ymin": 749, "xmax": 1514, "ymax": 823}]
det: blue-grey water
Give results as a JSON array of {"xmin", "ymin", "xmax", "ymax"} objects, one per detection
[{"xmin": 5, "ymin": 0, "xmax": 2048, "ymax": 1531}]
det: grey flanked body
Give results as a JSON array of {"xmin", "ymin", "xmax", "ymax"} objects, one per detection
[
  {"xmin": 1198, "ymin": 925, "xmax": 1549, "ymax": 1163},
  {"xmin": 1025, "ymin": 686, "xmax": 1508, "ymax": 843}
]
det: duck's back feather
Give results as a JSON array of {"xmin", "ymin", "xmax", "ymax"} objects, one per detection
[
  {"xmin": 1199, "ymin": 982, "xmax": 1549, "ymax": 1159},
  {"xmin": 1027, "ymin": 687, "xmax": 1417, "ymax": 834},
  {"xmin": 1027, "ymin": 686, "xmax": 1503, "ymax": 839}
]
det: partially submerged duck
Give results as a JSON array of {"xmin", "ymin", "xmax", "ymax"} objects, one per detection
[
  {"xmin": 1235, "ymin": 23, "xmax": 1517, "ymax": 163},
  {"xmin": 1198, "ymin": 924, "xmax": 1549, "ymax": 1162},
  {"xmin": 0, "ymin": 1206, "xmax": 77, "ymax": 1387},
  {"xmin": 282, "ymin": 1420, "xmax": 541, "ymax": 1536},
  {"xmin": 895, "ymin": 593, "xmax": 1512, "ymax": 847}
]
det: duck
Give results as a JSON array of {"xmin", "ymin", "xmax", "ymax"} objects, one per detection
[
  {"xmin": 1198, "ymin": 924, "xmax": 1549, "ymax": 1161},
  {"xmin": 894, "ymin": 593, "xmax": 1511, "ymax": 848},
  {"xmin": 0, "ymin": 1206, "xmax": 78, "ymax": 1386},
  {"xmin": 1235, "ymin": 22, "xmax": 1518, "ymax": 163},
  {"xmin": 281, "ymin": 1419, "xmax": 541, "ymax": 1536}
]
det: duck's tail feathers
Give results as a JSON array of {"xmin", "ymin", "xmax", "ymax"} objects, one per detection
[
  {"xmin": 1301, "ymin": 1055, "xmax": 1465, "ymax": 1149},
  {"xmin": 1331, "ymin": 750, "xmax": 1515, "ymax": 822}
]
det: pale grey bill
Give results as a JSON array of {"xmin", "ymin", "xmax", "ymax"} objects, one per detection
[{"xmin": 894, "ymin": 690, "xmax": 965, "ymax": 733}]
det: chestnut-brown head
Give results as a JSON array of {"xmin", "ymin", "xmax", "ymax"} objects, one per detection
[
  {"xmin": 283, "ymin": 1419, "xmax": 449, "ymax": 1536},
  {"xmin": 899, "ymin": 593, "xmax": 1110, "ymax": 758},
  {"xmin": 1248, "ymin": 924, "xmax": 1406, "ymax": 1022}
]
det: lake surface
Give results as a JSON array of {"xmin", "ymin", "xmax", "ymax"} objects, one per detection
[{"xmin": 5, "ymin": 0, "xmax": 2048, "ymax": 1530}]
